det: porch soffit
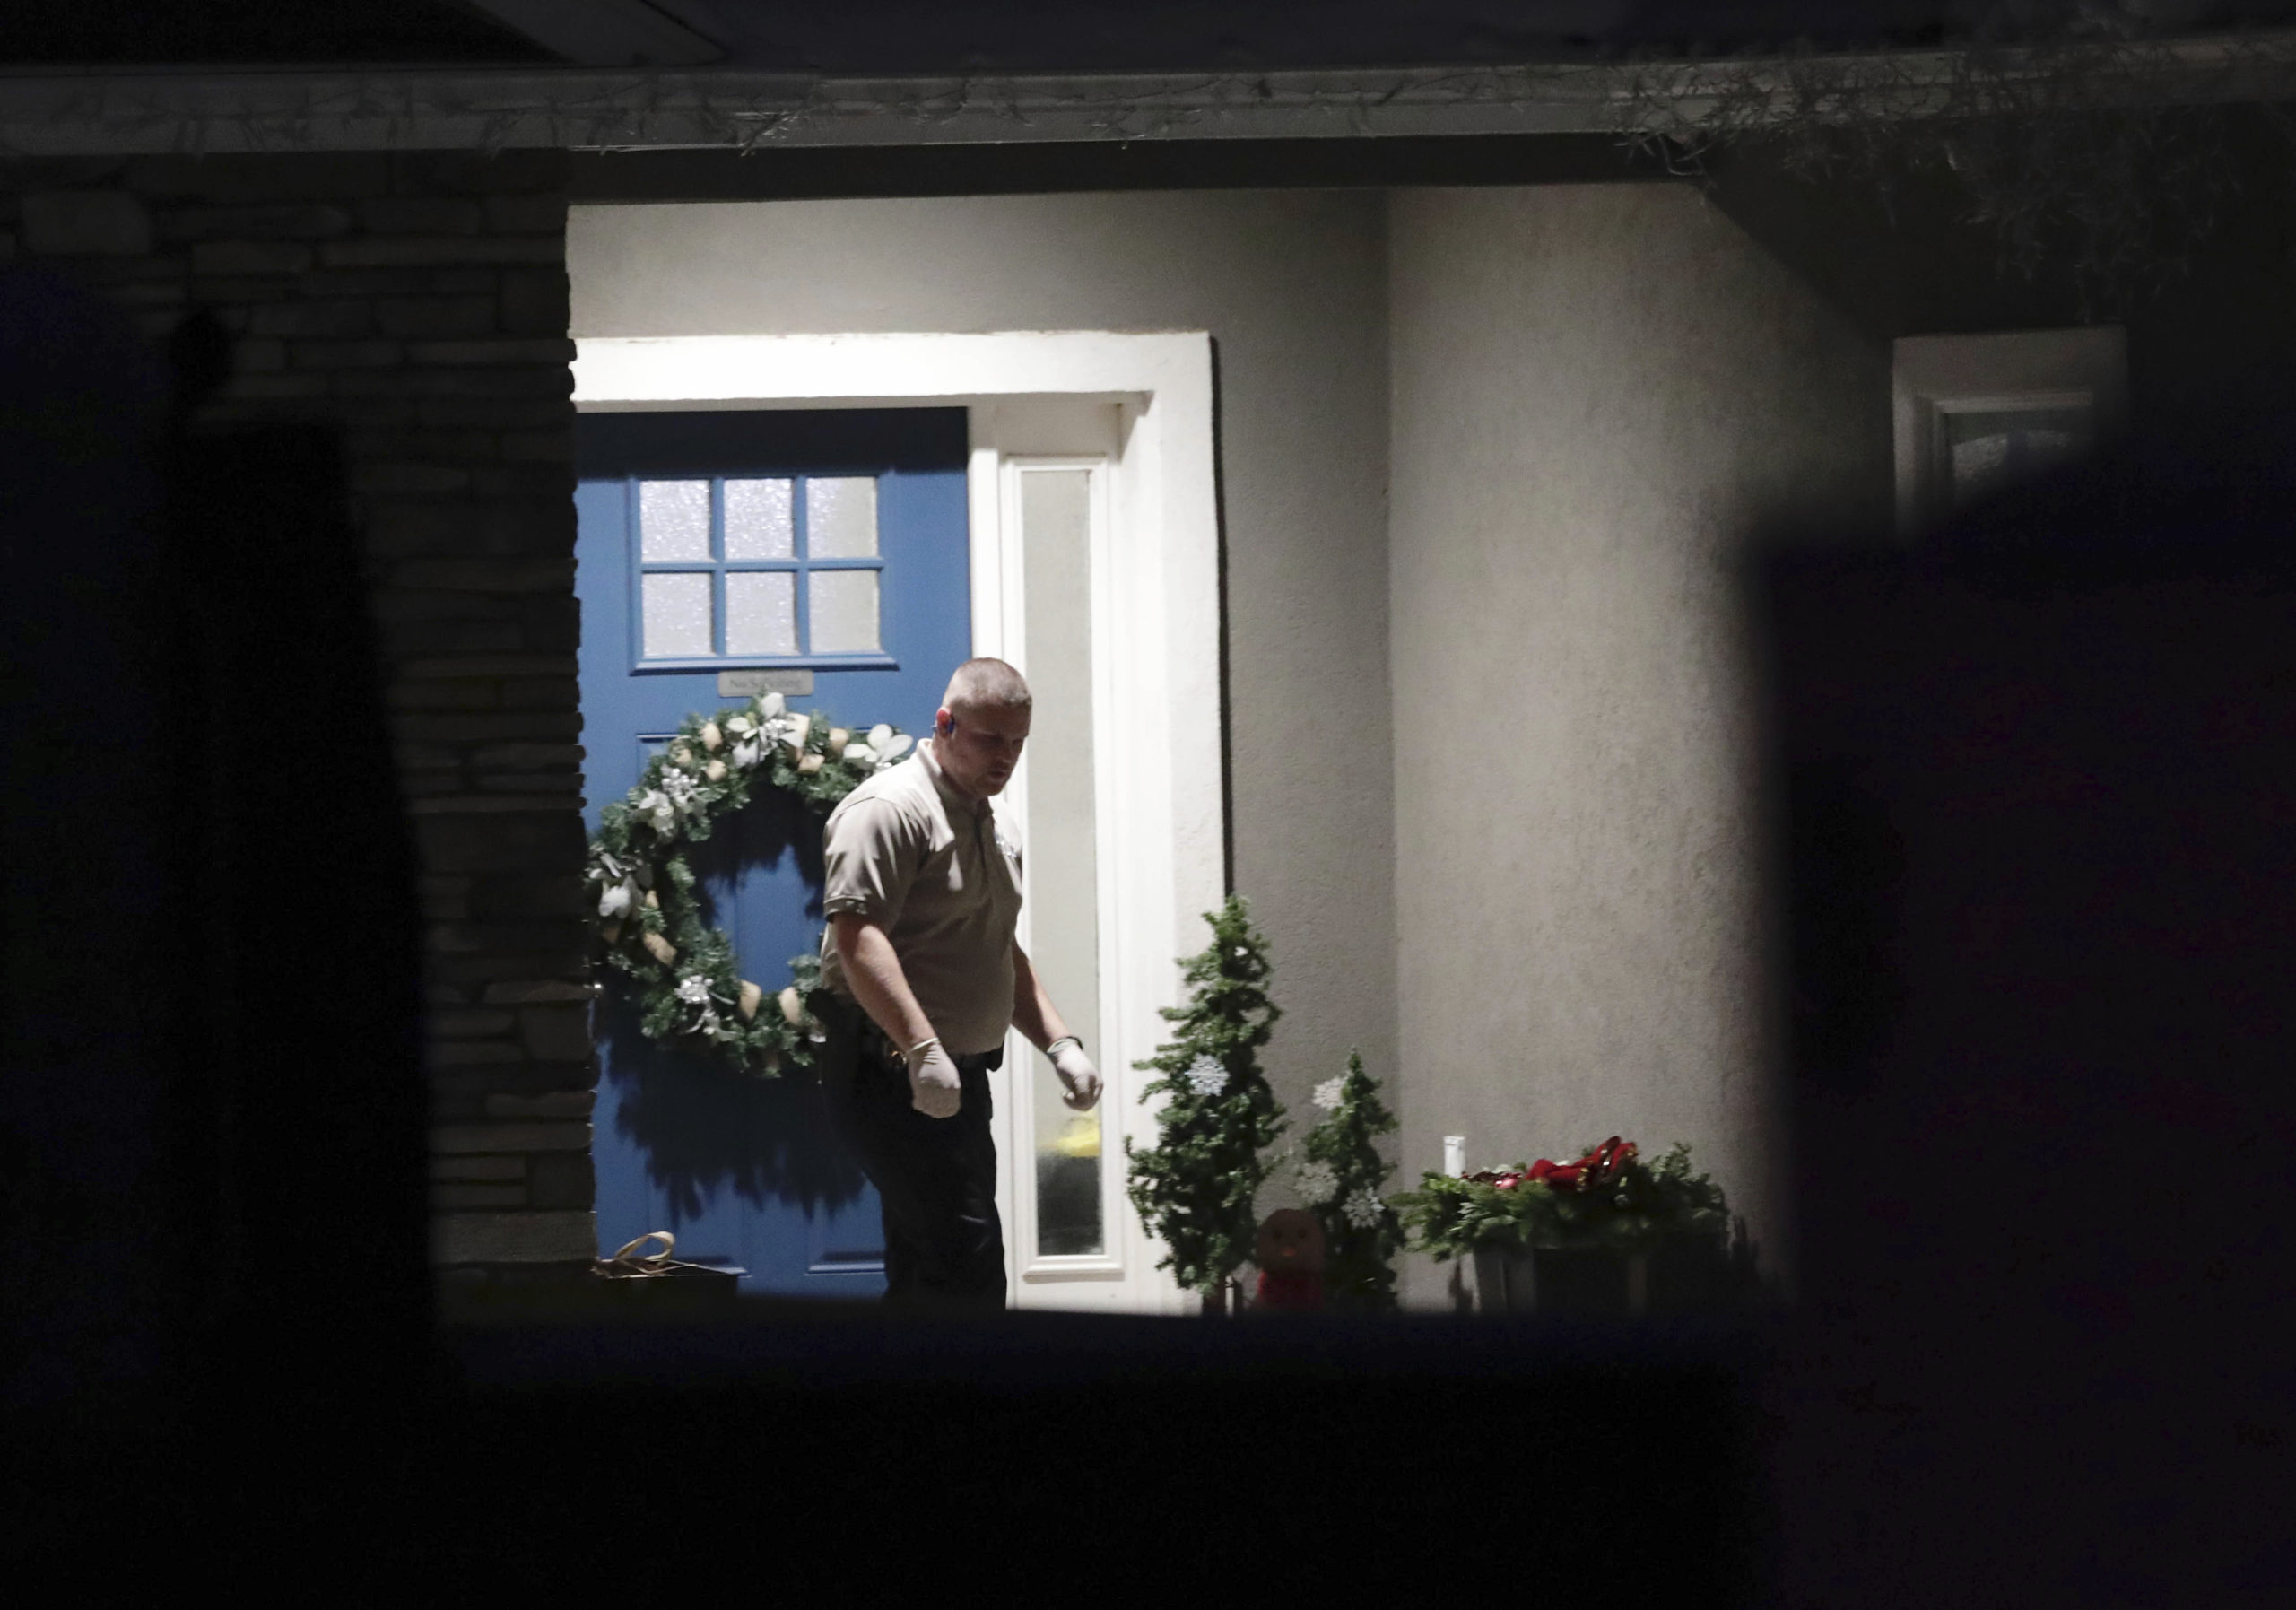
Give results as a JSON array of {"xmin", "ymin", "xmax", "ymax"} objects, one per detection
[{"xmin": 4, "ymin": 30, "xmax": 2296, "ymax": 155}]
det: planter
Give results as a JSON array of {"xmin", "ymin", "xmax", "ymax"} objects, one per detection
[
  {"xmin": 1474, "ymin": 1243, "xmax": 1642, "ymax": 1317},
  {"xmin": 1398, "ymin": 1141, "xmax": 1742, "ymax": 1313},
  {"xmin": 1472, "ymin": 1235, "xmax": 1730, "ymax": 1317}
]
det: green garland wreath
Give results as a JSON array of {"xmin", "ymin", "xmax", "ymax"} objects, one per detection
[{"xmin": 585, "ymin": 692, "xmax": 912, "ymax": 1077}]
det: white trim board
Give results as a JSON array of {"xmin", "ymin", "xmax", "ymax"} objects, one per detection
[
  {"xmin": 574, "ymin": 331, "xmax": 1221, "ymax": 1315},
  {"xmin": 575, "ymin": 330, "xmax": 1209, "ymax": 415}
]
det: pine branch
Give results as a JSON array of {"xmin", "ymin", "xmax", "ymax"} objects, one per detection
[
  {"xmin": 1296, "ymin": 1049, "xmax": 1405, "ymax": 1311},
  {"xmin": 1123, "ymin": 893, "xmax": 1289, "ymax": 1295}
]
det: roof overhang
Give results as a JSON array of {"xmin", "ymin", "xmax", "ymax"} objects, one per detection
[{"xmin": 4, "ymin": 30, "xmax": 2295, "ymax": 155}]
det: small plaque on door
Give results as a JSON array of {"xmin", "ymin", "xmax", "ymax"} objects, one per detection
[{"xmin": 718, "ymin": 669, "xmax": 813, "ymax": 698}]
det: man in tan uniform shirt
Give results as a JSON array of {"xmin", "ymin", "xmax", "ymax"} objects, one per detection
[{"xmin": 818, "ymin": 657, "xmax": 1101, "ymax": 1311}]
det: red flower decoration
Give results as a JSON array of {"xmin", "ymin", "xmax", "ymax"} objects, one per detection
[
  {"xmin": 1580, "ymin": 1136, "xmax": 1638, "ymax": 1186},
  {"xmin": 1466, "ymin": 1138, "xmax": 1639, "ymax": 1195}
]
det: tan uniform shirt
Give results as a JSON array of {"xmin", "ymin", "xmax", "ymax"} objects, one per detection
[{"xmin": 818, "ymin": 738, "xmax": 1024, "ymax": 1056}]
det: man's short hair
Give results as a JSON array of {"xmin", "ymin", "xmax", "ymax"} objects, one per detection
[{"xmin": 942, "ymin": 657, "xmax": 1032, "ymax": 716}]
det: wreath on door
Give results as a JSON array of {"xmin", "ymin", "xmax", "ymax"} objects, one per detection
[{"xmin": 586, "ymin": 692, "xmax": 913, "ymax": 1077}]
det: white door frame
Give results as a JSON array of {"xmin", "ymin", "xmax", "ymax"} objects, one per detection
[{"xmin": 571, "ymin": 331, "xmax": 1222, "ymax": 1315}]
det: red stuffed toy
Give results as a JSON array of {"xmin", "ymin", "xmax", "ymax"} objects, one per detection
[{"xmin": 1253, "ymin": 1207, "xmax": 1326, "ymax": 1313}]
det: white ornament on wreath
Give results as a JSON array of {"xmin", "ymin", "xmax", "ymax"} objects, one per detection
[{"xmin": 586, "ymin": 691, "xmax": 914, "ymax": 1079}]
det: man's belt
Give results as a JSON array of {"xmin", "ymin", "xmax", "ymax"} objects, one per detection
[{"xmin": 835, "ymin": 995, "xmax": 1004, "ymax": 1074}]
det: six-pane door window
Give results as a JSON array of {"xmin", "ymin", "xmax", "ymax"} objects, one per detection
[{"xmin": 634, "ymin": 474, "xmax": 884, "ymax": 665}]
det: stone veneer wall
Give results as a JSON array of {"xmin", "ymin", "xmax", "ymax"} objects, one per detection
[{"xmin": 1, "ymin": 152, "xmax": 594, "ymax": 1280}]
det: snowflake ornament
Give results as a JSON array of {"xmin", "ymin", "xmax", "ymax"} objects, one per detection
[
  {"xmin": 1293, "ymin": 1161, "xmax": 1339, "ymax": 1204},
  {"xmin": 1342, "ymin": 1188, "xmax": 1386, "ymax": 1229},
  {"xmin": 1311, "ymin": 1076, "xmax": 1345, "ymax": 1110},
  {"xmin": 1182, "ymin": 1055, "xmax": 1228, "ymax": 1097}
]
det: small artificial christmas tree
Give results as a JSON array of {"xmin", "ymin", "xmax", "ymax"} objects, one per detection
[
  {"xmin": 1125, "ymin": 893, "xmax": 1287, "ymax": 1312},
  {"xmin": 1293, "ymin": 1049, "xmax": 1405, "ymax": 1312}
]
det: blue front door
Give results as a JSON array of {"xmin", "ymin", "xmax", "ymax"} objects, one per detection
[{"xmin": 575, "ymin": 408, "xmax": 972, "ymax": 1297}]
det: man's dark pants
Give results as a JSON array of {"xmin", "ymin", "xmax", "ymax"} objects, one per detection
[{"xmin": 820, "ymin": 1000, "xmax": 1007, "ymax": 1313}]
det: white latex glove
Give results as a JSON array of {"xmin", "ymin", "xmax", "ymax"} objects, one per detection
[
  {"xmin": 905, "ymin": 1038, "xmax": 962, "ymax": 1118},
  {"xmin": 1048, "ymin": 1038, "xmax": 1102, "ymax": 1111}
]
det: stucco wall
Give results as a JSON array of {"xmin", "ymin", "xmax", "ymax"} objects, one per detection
[
  {"xmin": 1387, "ymin": 185, "xmax": 1891, "ymax": 1307},
  {"xmin": 568, "ymin": 192, "xmax": 1396, "ymax": 1178}
]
